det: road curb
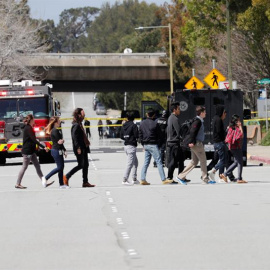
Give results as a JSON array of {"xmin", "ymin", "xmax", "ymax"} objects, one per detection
[{"xmin": 248, "ymin": 153, "xmax": 270, "ymax": 164}]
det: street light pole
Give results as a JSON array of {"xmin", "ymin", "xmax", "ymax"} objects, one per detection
[
  {"xmin": 135, "ymin": 24, "xmax": 174, "ymax": 94},
  {"xmin": 226, "ymin": 0, "xmax": 233, "ymax": 89}
]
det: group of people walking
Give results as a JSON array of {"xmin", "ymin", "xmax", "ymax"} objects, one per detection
[
  {"xmin": 121, "ymin": 102, "xmax": 247, "ymax": 185},
  {"xmin": 14, "ymin": 102, "xmax": 246, "ymax": 189},
  {"xmin": 15, "ymin": 108, "xmax": 95, "ymax": 189}
]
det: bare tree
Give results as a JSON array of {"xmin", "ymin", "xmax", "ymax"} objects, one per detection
[{"xmin": 0, "ymin": 0, "xmax": 49, "ymax": 81}]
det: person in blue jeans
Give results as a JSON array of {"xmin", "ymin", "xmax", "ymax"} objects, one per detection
[
  {"xmin": 139, "ymin": 108, "xmax": 173, "ymax": 185},
  {"xmin": 209, "ymin": 105, "xmax": 227, "ymax": 183},
  {"xmin": 44, "ymin": 117, "xmax": 69, "ymax": 189}
]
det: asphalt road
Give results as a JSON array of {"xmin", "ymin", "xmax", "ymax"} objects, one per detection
[{"xmin": 1, "ymin": 92, "xmax": 270, "ymax": 270}]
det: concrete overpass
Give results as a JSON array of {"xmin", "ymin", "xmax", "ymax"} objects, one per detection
[{"xmin": 26, "ymin": 53, "xmax": 170, "ymax": 92}]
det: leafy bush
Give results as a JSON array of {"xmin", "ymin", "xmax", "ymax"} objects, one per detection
[{"xmin": 261, "ymin": 130, "xmax": 270, "ymax": 146}]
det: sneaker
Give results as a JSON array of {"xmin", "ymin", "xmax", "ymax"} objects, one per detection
[
  {"xmin": 59, "ymin": 185, "xmax": 70, "ymax": 189},
  {"xmin": 122, "ymin": 181, "xmax": 133, "ymax": 186},
  {"xmin": 41, "ymin": 176, "xmax": 47, "ymax": 188},
  {"xmin": 82, "ymin": 182, "xmax": 95, "ymax": 188},
  {"xmin": 63, "ymin": 175, "xmax": 69, "ymax": 186},
  {"xmin": 183, "ymin": 179, "xmax": 191, "ymax": 183},
  {"xmin": 202, "ymin": 180, "xmax": 208, "ymax": 185},
  {"xmin": 208, "ymin": 180, "xmax": 216, "ymax": 184},
  {"xmin": 218, "ymin": 179, "xmax": 227, "ymax": 183},
  {"xmin": 162, "ymin": 179, "xmax": 174, "ymax": 184},
  {"xmin": 219, "ymin": 174, "xmax": 228, "ymax": 183},
  {"xmin": 133, "ymin": 179, "xmax": 140, "ymax": 185},
  {"xmin": 209, "ymin": 170, "xmax": 216, "ymax": 181},
  {"xmin": 140, "ymin": 180, "xmax": 150, "ymax": 185},
  {"xmin": 237, "ymin": 179, "xmax": 248, "ymax": 184},
  {"xmin": 175, "ymin": 177, "xmax": 187, "ymax": 185}
]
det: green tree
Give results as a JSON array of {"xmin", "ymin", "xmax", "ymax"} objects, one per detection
[
  {"xmin": 97, "ymin": 92, "xmax": 143, "ymax": 111},
  {"xmin": 39, "ymin": 7, "xmax": 99, "ymax": 53},
  {"xmin": 82, "ymin": 0, "xmax": 161, "ymax": 53}
]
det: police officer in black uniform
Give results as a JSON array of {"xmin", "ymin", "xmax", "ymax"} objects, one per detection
[{"xmin": 153, "ymin": 110, "xmax": 170, "ymax": 167}]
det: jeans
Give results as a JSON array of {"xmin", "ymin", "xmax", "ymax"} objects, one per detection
[
  {"xmin": 214, "ymin": 142, "xmax": 226, "ymax": 174},
  {"xmin": 123, "ymin": 145, "xmax": 138, "ymax": 180},
  {"xmin": 66, "ymin": 149, "xmax": 89, "ymax": 183},
  {"xmin": 45, "ymin": 149, "xmax": 65, "ymax": 185},
  {"xmin": 141, "ymin": 144, "xmax": 166, "ymax": 181},
  {"xmin": 224, "ymin": 149, "xmax": 243, "ymax": 180}
]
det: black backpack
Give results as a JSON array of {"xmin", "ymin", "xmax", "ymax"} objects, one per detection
[{"xmin": 180, "ymin": 117, "xmax": 197, "ymax": 150}]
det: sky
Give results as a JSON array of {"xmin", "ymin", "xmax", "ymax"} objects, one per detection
[{"xmin": 28, "ymin": 0, "xmax": 168, "ymax": 24}]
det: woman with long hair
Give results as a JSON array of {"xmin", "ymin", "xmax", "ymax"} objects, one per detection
[
  {"xmin": 220, "ymin": 115, "xmax": 247, "ymax": 184},
  {"xmin": 63, "ymin": 108, "xmax": 95, "ymax": 188},
  {"xmin": 15, "ymin": 114, "xmax": 53, "ymax": 189},
  {"xmin": 44, "ymin": 117, "xmax": 69, "ymax": 189}
]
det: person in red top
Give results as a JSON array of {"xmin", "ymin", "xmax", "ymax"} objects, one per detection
[{"xmin": 220, "ymin": 115, "xmax": 247, "ymax": 184}]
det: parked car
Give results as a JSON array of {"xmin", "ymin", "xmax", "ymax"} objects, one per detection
[{"xmin": 96, "ymin": 103, "xmax": 107, "ymax": 115}]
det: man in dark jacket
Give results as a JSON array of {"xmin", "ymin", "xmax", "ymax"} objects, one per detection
[
  {"xmin": 166, "ymin": 102, "xmax": 186, "ymax": 184},
  {"xmin": 153, "ymin": 110, "xmax": 169, "ymax": 167},
  {"xmin": 208, "ymin": 105, "xmax": 227, "ymax": 182},
  {"xmin": 120, "ymin": 112, "xmax": 140, "ymax": 185},
  {"xmin": 64, "ymin": 108, "xmax": 95, "ymax": 188},
  {"xmin": 139, "ymin": 108, "xmax": 173, "ymax": 185}
]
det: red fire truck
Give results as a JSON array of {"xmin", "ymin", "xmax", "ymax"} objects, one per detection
[{"xmin": 0, "ymin": 80, "xmax": 61, "ymax": 165}]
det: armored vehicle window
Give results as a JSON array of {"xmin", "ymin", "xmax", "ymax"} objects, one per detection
[
  {"xmin": 193, "ymin": 97, "xmax": 205, "ymax": 105},
  {"xmin": 213, "ymin": 97, "xmax": 224, "ymax": 105}
]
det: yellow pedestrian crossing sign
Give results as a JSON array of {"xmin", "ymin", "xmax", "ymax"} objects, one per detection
[
  {"xmin": 185, "ymin": 76, "xmax": 204, "ymax": 90},
  {"xmin": 204, "ymin": 68, "xmax": 226, "ymax": 89}
]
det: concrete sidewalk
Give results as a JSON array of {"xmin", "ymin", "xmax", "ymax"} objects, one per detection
[{"xmin": 247, "ymin": 144, "xmax": 270, "ymax": 164}]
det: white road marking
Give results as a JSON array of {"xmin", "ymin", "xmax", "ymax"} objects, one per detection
[
  {"xmin": 116, "ymin": 218, "xmax": 124, "ymax": 225},
  {"xmin": 128, "ymin": 249, "xmax": 137, "ymax": 256},
  {"xmin": 121, "ymin": 232, "xmax": 130, "ymax": 239}
]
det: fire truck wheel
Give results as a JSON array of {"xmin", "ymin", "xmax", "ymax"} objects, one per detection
[
  {"xmin": 39, "ymin": 152, "xmax": 54, "ymax": 164},
  {"xmin": 0, "ymin": 155, "xmax": 6, "ymax": 165}
]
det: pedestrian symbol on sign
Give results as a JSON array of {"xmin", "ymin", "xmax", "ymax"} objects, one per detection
[
  {"xmin": 192, "ymin": 80, "xmax": 197, "ymax": 90},
  {"xmin": 211, "ymin": 73, "xmax": 219, "ymax": 87},
  {"xmin": 204, "ymin": 68, "xmax": 226, "ymax": 89}
]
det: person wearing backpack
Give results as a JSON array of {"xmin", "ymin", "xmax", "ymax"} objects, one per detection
[
  {"xmin": 176, "ymin": 106, "xmax": 213, "ymax": 185},
  {"xmin": 166, "ymin": 102, "xmax": 187, "ymax": 184},
  {"xmin": 120, "ymin": 112, "xmax": 140, "ymax": 185},
  {"xmin": 220, "ymin": 115, "xmax": 247, "ymax": 184}
]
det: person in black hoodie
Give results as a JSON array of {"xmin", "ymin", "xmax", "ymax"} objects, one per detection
[
  {"xmin": 15, "ymin": 114, "xmax": 52, "ymax": 189},
  {"xmin": 120, "ymin": 112, "xmax": 139, "ymax": 185},
  {"xmin": 44, "ymin": 117, "xmax": 69, "ymax": 189},
  {"xmin": 139, "ymin": 108, "xmax": 173, "ymax": 185},
  {"xmin": 208, "ymin": 105, "xmax": 227, "ymax": 182},
  {"xmin": 153, "ymin": 110, "xmax": 169, "ymax": 167},
  {"xmin": 63, "ymin": 108, "xmax": 95, "ymax": 188}
]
